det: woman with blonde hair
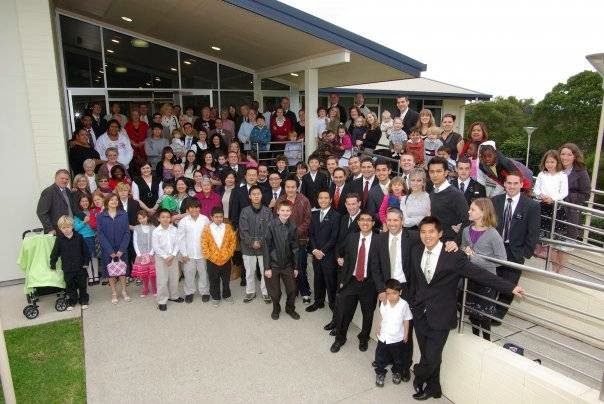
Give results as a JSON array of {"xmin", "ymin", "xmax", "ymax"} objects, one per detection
[
  {"xmin": 412, "ymin": 108, "xmax": 436, "ymax": 138},
  {"xmin": 363, "ymin": 112, "xmax": 381, "ymax": 150},
  {"xmin": 461, "ymin": 197, "xmax": 507, "ymax": 340},
  {"xmin": 326, "ymin": 106, "xmax": 341, "ymax": 134},
  {"xmin": 400, "ymin": 168, "xmax": 430, "ymax": 229},
  {"xmin": 160, "ymin": 103, "xmax": 179, "ymax": 141}
]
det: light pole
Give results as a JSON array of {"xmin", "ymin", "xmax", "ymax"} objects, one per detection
[
  {"xmin": 584, "ymin": 53, "xmax": 604, "ymax": 243},
  {"xmin": 523, "ymin": 126, "xmax": 537, "ymax": 166}
]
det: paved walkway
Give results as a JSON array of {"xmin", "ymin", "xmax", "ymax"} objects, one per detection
[{"xmin": 81, "ymin": 279, "xmax": 451, "ymax": 404}]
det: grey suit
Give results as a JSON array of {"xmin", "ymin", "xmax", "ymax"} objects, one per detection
[{"xmin": 36, "ymin": 184, "xmax": 74, "ymax": 233}]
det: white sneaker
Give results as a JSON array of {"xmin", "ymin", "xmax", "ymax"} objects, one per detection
[
  {"xmin": 81, "ymin": 305, "xmax": 89, "ymax": 310},
  {"xmin": 66, "ymin": 306, "xmax": 74, "ymax": 311}
]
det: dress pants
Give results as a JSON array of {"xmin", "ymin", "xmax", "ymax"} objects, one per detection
[
  {"xmin": 375, "ymin": 340, "xmax": 406, "ymax": 376},
  {"xmin": 182, "ymin": 258, "xmax": 209, "ymax": 296},
  {"xmin": 265, "ymin": 267, "xmax": 297, "ymax": 313},
  {"xmin": 243, "ymin": 255, "xmax": 268, "ymax": 295},
  {"xmin": 297, "ymin": 246, "xmax": 311, "ymax": 297},
  {"xmin": 155, "ymin": 256, "xmax": 180, "ymax": 305},
  {"xmin": 334, "ymin": 278, "xmax": 377, "ymax": 343},
  {"xmin": 312, "ymin": 258, "xmax": 337, "ymax": 308},
  {"xmin": 207, "ymin": 261, "xmax": 232, "ymax": 300},
  {"xmin": 495, "ymin": 245, "xmax": 523, "ymax": 318},
  {"xmin": 64, "ymin": 270, "xmax": 89, "ymax": 306},
  {"xmin": 413, "ymin": 316, "xmax": 449, "ymax": 395}
]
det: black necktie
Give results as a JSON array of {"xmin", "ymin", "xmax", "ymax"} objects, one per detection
[
  {"xmin": 460, "ymin": 181, "xmax": 465, "ymax": 193},
  {"xmin": 503, "ymin": 197, "xmax": 513, "ymax": 242}
]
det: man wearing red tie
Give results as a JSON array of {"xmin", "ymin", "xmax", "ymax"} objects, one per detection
[
  {"xmin": 329, "ymin": 168, "xmax": 350, "ymax": 215},
  {"xmin": 330, "ymin": 212, "xmax": 378, "ymax": 353}
]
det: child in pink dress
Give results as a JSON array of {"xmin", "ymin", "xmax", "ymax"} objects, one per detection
[
  {"xmin": 131, "ymin": 210, "xmax": 157, "ymax": 297},
  {"xmin": 378, "ymin": 177, "xmax": 407, "ymax": 227}
]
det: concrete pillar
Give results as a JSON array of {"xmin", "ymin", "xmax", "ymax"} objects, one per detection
[
  {"xmin": 252, "ymin": 73, "xmax": 262, "ymax": 111},
  {"xmin": 304, "ymin": 68, "xmax": 318, "ymax": 158},
  {"xmin": 289, "ymin": 85, "xmax": 301, "ymax": 121}
]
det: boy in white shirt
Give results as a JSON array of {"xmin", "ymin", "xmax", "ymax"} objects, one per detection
[
  {"xmin": 375, "ymin": 279, "xmax": 413, "ymax": 387},
  {"xmin": 152, "ymin": 209, "xmax": 182, "ymax": 311},
  {"xmin": 178, "ymin": 199, "xmax": 210, "ymax": 303}
]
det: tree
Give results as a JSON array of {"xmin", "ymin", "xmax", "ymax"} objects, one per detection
[{"xmin": 532, "ymin": 70, "xmax": 603, "ymax": 152}]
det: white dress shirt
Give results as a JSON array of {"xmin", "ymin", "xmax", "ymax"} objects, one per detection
[
  {"xmin": 363, "ymin": 176, "xmax": 375, "ymax": 190},
  {"xmin": 152, "ymin": 224, "xmax": 179, "ymax": 259},
  {"xmin": 505, "ymin": 192, "xmax": 522, "ymax": 216},
  {"xmin": 354, "ymin": 232, "xmax": 372, "ymax": 278},
  {"xmin": 379, "ymin": 180, "xmax": 391, "ymax": 195},
  {"xmin": 210, "ymin": 222, "xmax": 226, "ymax": 248},
  {"xmin": 178, "ymin": 214, "xmax": 210, "ymax": 259},
  {"xmin": 378, "ymin": 299, "xmax": 413, "ymax": 344},
  {"xmin": 388, "ymin": 232, "xmax": 406, "ymax": 283},
  {"xmin": 86, "ymin": 173, "xmax": 97, "ymax": 193},
  {"xmin": 433, "ymin": 180, "xmax": 450, "ymax": 193},
  {"xmin": 458, "ymin": 178, "xmax": 471, "ymax": 192},
  {"xmin": 421, "ymin": 241, "xmax": 443, "ymax": 283}
]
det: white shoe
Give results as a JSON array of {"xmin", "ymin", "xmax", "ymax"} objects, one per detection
[
  {"xmin": 66, "ymin": 306, "xmax": 74, "ymax": 311},
  {"xmin": 81, "ymin": 305, "xmax": 89, "ymax": 310}
]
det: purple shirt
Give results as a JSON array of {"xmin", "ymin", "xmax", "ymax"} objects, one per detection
[{"xmin": 195, "ymin": 191, "xmax": 222, "ymax": 218}]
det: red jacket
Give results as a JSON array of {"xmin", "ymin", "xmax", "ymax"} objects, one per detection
[{"xmin": 270, "ymin": 116, "xmax": 293, "ymax": 143}]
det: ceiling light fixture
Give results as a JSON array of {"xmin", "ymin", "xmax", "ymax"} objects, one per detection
[
  {"xmin": 183, "ymin": 60, "xmax": 191, "ymax": 65},
  {"xmin": 121, "ymin": 16, "xmax": 133, "ymax": 22},
  {"xmin": 106, "ymin": 49, "xmax": 114, "ymax": 53},
  {"xmin": 155, "ymin": 77, "xmax": 161, "ymax": 82},
  {"xmin": 115, "ymin": 66, "xmax": 127, "ymax": 73},
  {"xmin": 170, "ymin": 67, "xmax": 177, "ymax": 71},
  {"xmin": 130, "ymin": 38, "xmax": 149, "ymax": 48},
  {"xmin": 211, "ymin": 46, "xmax": 221, "ymax": 51},
  {"xmin": 111, "ymin": 39, "xmax": 120, "ymax": 44},
  {"xmin": 290, "ymin": 72, "xmax": 299, "ymax": 77}
]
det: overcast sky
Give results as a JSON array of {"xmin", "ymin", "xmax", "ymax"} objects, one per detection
[{"xmin": 282, "ymin": 0, "xmax": 603, "ymax": 101}]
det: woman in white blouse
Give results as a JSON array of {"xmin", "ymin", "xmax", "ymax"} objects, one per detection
[
  {"xmin": 400, "ymin": 168, "xmax": 431, "ymax": 229},
  {"xmin": 160, "ymin": 103, "xmax": 180, "ymax": 141},
  {"xmin": 533, "ymin": 150, "xmax": 568, "ymax": 272}
]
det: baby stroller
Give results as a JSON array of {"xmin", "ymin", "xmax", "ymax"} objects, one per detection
[{"xmin": 17, "ymin": 228, "xmax": 68, "ymax": 319}]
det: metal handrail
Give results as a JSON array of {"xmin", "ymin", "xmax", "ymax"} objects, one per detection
[
  {"xmin": 476, "ymin": 254, "xmax": 604, "ymax": 292},
  {"xmin": 592, "ymin": 189, "xmax": 604, "ymax": 197},
  {"xmin": 540, "ymin": 238, "xmax": 604, "ymax": 254},
  {"xmin": 556, "ymin": 199, "xmax": 604, "ymax": 218}
]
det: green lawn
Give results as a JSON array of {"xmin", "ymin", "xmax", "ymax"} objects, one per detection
[{"xmin": 1, "ymin": 318, "xmax": 86, "ymax": 404}]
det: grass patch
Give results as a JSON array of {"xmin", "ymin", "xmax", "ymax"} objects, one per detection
[{"xmin": 1, "ymin": 318, "xmax": 85, "ymax": 404}]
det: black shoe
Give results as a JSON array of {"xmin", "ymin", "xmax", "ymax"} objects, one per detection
[
  {"xmin": 286, "ymin": 310, "xmax": 300, "ymax": 320},
  {"xmin": 185, "ymin": 294, "xmax": 194, "ymax": 303},
  {"xmin": 271, "ymin": 311, "xmax": 279, "ymax": 320},
  {"xmin": 305, "ymin": 302, "xmax": 325, "ymax": 312},
  {"xmin": 372, "ymin": 360, "xmax": 377, "ymax": 368},
  {"xmin": 330, "ymin": 340, "xmax": 345, "ymax": 353},
  {"xmin": 158, "ymin": 304, "xmax": 167, "ymax": 311},
  {"xmin": 323, "ymin": 321, "xmax": 336, "ymax": 331},
  {"xmin": 413, "ymin": 391, "xmax": 441, "ymax": 401},
  {"xmin": 101, "ymin": 279, "xmax": 109, "ymax": 286},
  {"xmin": 359, "ymin": 340, "xmax": 368, "ymax": 352},
  {"xmin": 491, "ymin": 319, "xmax": 502, "ymax": 326},
  {"xmin": 392, "ymin": 373, "xmax": 402, "ymax": 385},
  {"xmin": 87, "ymin": 279, "xmax": 94, "ymax": 287},
  {"xmin": 302, "ymin": 296, "xmax": 311, "ymax": 304},
  {"xmin": 168, "ymin": 297, "xmax": 184, "ymax": 303},
  {"xmin": 240, "ymin": 278, "xmax": 246, "ymax": 287},
  {"xmin": 201, "ymin": 295, "xmax": 210, "ymax": 303},
  {"xmin": 329, "ymin": 329, "xmax": 336, "ymax": 336},
  {"xmin": 375, "ymin": 374, "xmax": 385, "ymax": 387},
  {"xmin": 413, "ymin": 379, "xmax": 425, "ymax": 395},
  {"xmin": 401, "ymin": 372, "xmax": 410, "ymax": 383}
]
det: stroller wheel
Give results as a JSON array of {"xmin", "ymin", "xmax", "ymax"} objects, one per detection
[
  {"xmin": 55, "ymin": 298, "xmax": 68, "ymax": 312},
  {"xmin": 23, "ymin": 305, "xmax": 39, "ymax": 319}
]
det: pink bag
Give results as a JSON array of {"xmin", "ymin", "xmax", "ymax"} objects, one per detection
[{"xmin": 107, "ymin": 258, "xmax": 127, "ymax": 277}]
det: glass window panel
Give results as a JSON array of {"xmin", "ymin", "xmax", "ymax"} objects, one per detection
[
  {"xmin": 60, "ymin": 15, "xmax": 104, "ymax": 87},
  {"xmin": 180, "ymin": 53, "xmax": 218, "ymax": 89},
  {"xmin": 219, "ymin": 91, "xmax": 253, "ymax": 111},
  {"xmin": 261, "ymin": 79, "xmax": 289, "ymax": 91},
  {"xmin": 102, "ymin": 28, "xmax": 178, "ymax": 88},
  {"xmin": 423, "ymin": 99, "xmax": 443, "ymax": 106},
  {"xmin": 219, "ymin": 65, "xmax": 253, "ymax": 90},
  {"xmin": 70, "ymin": 94, "xmax": 107, "ymax": 132},
  {"xmin": 380, "ymin": 98, "xmax": 397, "ymax": 115}
]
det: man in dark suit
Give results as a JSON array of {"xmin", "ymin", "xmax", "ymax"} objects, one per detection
[
  {"xmin": 328, "ymin": 93, "xmax": 347, "ymax": 123},
  {"xmin": 366, "ymin": 160, "xmax": 392, "ymax": 220},
  {"xmin": 325, "ymin": 156, "xmax": 339, "ymax": 189},
  {"xmin": 492, "ymin": 172, "xmax": 540, "ymax": 320},
  {"xmin": 408, "ymin": 216, "xmax": 524, "ymax": 400},
  {"xmin": 307, "ymin": 191, "xmax": 341, "ymax": 313},
  {"xmin": 329, "ymin": 168, "xmax": 350, "ymax": 215},
  {"xmin": 330, "ymin": 212, "xmax": 378, "ymax": 353},
  {"xmin": 36, "ymin": 169, "xmax": 77, "ymax": 234},
  {"xmin": 350, "ymin": 157, "xmax": 379, "ymax": 210},
  {"xmin": 392, "ymin": 95, "xmax": 419, "ymax": 135},
  {"xmin": 371, "ymin": 207, "xmax": 420, "ymax": 381},
  {"xmin": 300, "ymin": 156, "xmax": 329, "ymax": 210},
  {"xmin": 227, "ymin": 151, "xmax": 247, "ymax": 185},
  {"xmin": 229, "ymin": 167, "xmax": 259, "ymax": 230},
  {"xmin": 261, "ymin": 172, "xmax": 284, "ymax": 207},
  {"xmin": 256, "ymin": 163, "xmax": 270, "ymax": 192},
  {"xmin": 450, "ymin": 158, "xmax": 486, "ymax": 206},
  {"xmin": 90, "ymin": 102, "xmax": 107, "ymax": 137}
]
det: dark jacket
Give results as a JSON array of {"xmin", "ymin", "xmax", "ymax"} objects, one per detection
[
  {"xmin": 36, "ymin": 184, "xmax": 77, "ymax": 233},
  {"xmin": 132, "ymin": 176, "xmax": 162, "ymax": 209},
  {"xmin": 264, "ymin": 217, "xmax": 299, "ymax": 271},
  {"xmin": 96, "ymin": 209, "xmax": 130, "ymax": 264},
  {"xmin": 450, "ymin": 178, "xmax": 487, "ymax": 206},
  {"xmin": 300, "ymin": 171, "xmax": 329, "ymax": 209},
  {"xmin": 409, "ymin": 246, "xmax": 515, "ymax": 330},
  {"xmin": 371, "ymin": 229, "xmax": 419, "ymax": 293},
  {"xmin": 308, "ymin": 208, "xmax": 341, "ymax": 268},
  {"xmin": 328, "ymin": 182, "xmax": 351, "ymax": 215},
  {"xmin": 120, "ymin": 198, "xmax": 141, "ymax": 226},
  {"xmin": 392, "ymin": 108, "xmax": 419, "ymax": 135},
  {"xmin": 336, "ymin": 213, "xmax": 360, "ymax": 260},
  {"xmin": 492, "ymin": 193, "xmax": 540, "ymax": 264},
  {"xmin": 239, "ymin": 205, "xmax": 273, "ymax": 256},
  {"xmin": 339, "ymin": 231, "xmax": 378, "ymax": 289},
  {"xmin": 564, "ymin": 168, "xmax": 590, "ymax": 239},
  {"xmin": 68, "ymin": 144, "xmax": 100, "ymax": 175},
  {"xmin": 350, "ymin": 176, "xmax": 380, "ymax": 210},
  {"xmin": 229, "ymin": 184, "xmax": 252, "ymax": 229},
  {"xmin": 429, "ymin": 185, "xmax": 469, "ymax": 243},
  {"xmin": 50, "ymin": 231, "xmax": 90, "ymax": 273}
]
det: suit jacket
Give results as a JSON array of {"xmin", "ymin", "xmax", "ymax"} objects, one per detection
[
  {"xmin": 336, "ymin": 213, "xmax": 360, "ymax": 259},
  {"xmin": 409, "ymin": 245, "xmax": 515, "ymax": 330},
  {"xmin": 36, "ymin": 184, "xmax": 76, "ymax": 233},
  {"xmin": 492, "ymin": 194, "xmax": 541, "ymax": 264},
  {"xmin": 229, "ymin": 184, "xmax": 252, "ymax": 229},
  {"xmin": 350, "ymin": 176, "xmax": 379, "ymax": 209},
  {"xmin": 340, "ymin": 231, "xmax": 378, "ymax": 290},
  {"xmin": 450, "ymin": 178, "xmax": 486, "ymax": 206},
  {"xmin": 300, "ymin": 171, "xmax": 329, "ymax": 209},
  {"xmin": 91, "ymin": 115, "xmax": 107, "ymax": 138},
  {"xmin": 228, "ymin": 164, "xmax": 247, "ymax": 185},
  {"xmin": 371, "ymin": 230, "xmax": 420, "ymax": 293},
  {"xmin": 120, "ymin": 198, "xmax": 141, "ymax": 226},
  {"xmin": 393, "ymin": 108, "xmax": 419, "ymax": 135},
  {"xmin": 366, "ymin": 185, "xmax": 386, "ymax": 218},
  {"xmin": 328, "ymin": 182, "xmax": 351, "ymax": 215},
  {"xmin": 308, "ymin": 208, "xmax": 341, "ymax": 268},
  {"xmin": 261, "ymin": 188, "xmax": 285, "ymax": 207}
]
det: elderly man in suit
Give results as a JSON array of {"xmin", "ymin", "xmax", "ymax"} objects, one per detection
[
  {"xmin": 408, "ymin": 216, "xmax": 524, "ymax": 400},
  {"xmin": 450, "ymin": 158, "xmax": 486, "ymax": 205},
  {"xmin": 330, "ymin": 212, "xmax": 378, "ymax": 353},
  {"xmin": 36, "ymin": 169, "xmax": 76, "ymax": 234},
  {"xmin": 492, "ymin": 172, "xmax": 540, "ymax": 321}
]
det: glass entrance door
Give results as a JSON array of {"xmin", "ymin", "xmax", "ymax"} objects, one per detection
[
  {"xmin": 180, "ymin": 90, "xmax": 213, "ymax": 115},
  {"xmin": 67, "ymin": 88, "xmax": 107, "ymax": 133}
]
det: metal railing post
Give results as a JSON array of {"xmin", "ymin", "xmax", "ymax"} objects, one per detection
[
  {"xmin": 545, "ymin": 200, "xmax": 558, "ymax": 271},
  {"xmin": 458, "ymin": 278, "xmax": 468, "ymax": 334}
]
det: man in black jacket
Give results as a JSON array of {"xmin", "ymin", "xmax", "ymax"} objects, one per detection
[
  {"xmin": 306, "ymin": 191, "xmax": 340, "ymax": 314},
  {"xmin": 300, "ymin": 156, "xmax": 329, "ymax": 210},
  {"xmin": 328, "ymin": 167, "xmax": 350, "ymax": 215},
  {"xmin": 492, "ymin": 172, "xmax": 540, "ymax": 320},
  {"xmin": 366, "ymin": 160, "xmax": 392, "ymax": 221},
  {"xmin": 330, "ymin": 212, "xmax": 378, "ymax": 354},
  {"xmin": 450, "ymin": 158, "xmax": 486, "ymax": 206},
  {"xmin": 408, "ymin": 216, "xmax": 524, "ymax": 400},
  {"xmin": 392, "ymin": 95, "xmax": 419, "ymax": 135},
  {"xmin": 350, "ymin": 157, "xmax": 379, "ymax": 210},
  {"xmin": 327, "ymin": 93, "xmax": 347, "ymax": 123}
]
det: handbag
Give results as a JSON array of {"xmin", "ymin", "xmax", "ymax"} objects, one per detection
[{"xmin": 107, "ymin": 257, "xmax": 127, "ymax": 277}]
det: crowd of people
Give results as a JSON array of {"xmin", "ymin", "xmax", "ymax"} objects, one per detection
[{"xmin": 37, "ymin": 93, "xmax": 592, "ymax": 400}]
